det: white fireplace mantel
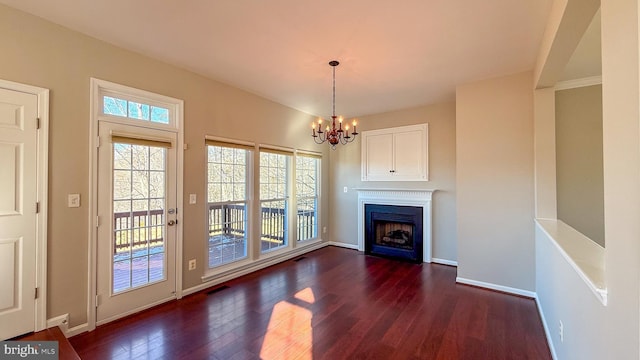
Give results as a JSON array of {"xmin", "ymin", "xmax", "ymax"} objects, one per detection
[{"xmin": 356, "ymin": 188, "xmax": 435, "ymax": 263}]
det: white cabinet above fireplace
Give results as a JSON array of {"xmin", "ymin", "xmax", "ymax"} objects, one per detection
[{"xmin": 361, "ymin": 123, "xmax": 428, "ymax": 181}]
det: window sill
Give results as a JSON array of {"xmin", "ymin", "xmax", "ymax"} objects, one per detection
[
  {"xmin": 201, "ymin": 239, "xmax": 326, "ymax": 283},
  {"xmin": 535, "ymin": 219, "xmax": 607, "ymax": 305}
]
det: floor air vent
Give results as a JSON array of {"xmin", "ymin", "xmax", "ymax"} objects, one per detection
[{"xmin": 207, "ymin": 285, "xmax": 229, "ymax": 295}]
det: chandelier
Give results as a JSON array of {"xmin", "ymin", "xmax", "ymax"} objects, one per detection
[{"xmin": 312, "ymin": 60, "xmax": 358, "ymax": 149}]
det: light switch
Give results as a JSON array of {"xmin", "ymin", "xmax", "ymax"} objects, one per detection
[
  {"xmin": 343, "ymin": 186, "xmax": 348, "ymax": 193},
  {"xmin": 189, "ymin": 194, "xmax": 197, "ymax": 204},
  {"xmin": 68, "ymin": 194, "xmax": 80, "ymax": 208}
]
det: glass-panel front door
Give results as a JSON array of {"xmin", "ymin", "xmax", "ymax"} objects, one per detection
[{"xmin": 97, "ymin": 122, "xmax": 177, "ymax": 324}]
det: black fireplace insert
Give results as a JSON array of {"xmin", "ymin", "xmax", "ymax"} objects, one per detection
[{"xmin": 364, "ymin": 204, "xmax": 423, "ymax": 263}]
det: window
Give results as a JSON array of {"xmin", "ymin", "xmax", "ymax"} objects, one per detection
[
  {"xmin": 296, "ymin": 154, "xmax": 320, "ymax": 241},
  {"xmin": 102, "ymin": 94, "xmax": 171, "ymax": 125},
  {"xmin": 259, "ymin": 149, "xmax": 291, "ymax": 252},
  {"xmin": 206, "ymin": 141, "xmax": 252, "ymax": 268}
]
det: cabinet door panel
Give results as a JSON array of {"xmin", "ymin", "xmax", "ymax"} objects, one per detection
[
  {"xmin": 394, "ymin": 131, "xmax": 426, "ymax": 180},
  {"xmin": 364, "ymin": 133, "xmax": 393, "ymax": 180}
]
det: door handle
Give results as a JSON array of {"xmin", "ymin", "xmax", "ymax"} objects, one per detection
[{"xmin": 168, "ymin": 220, "xmax": 177, "ymax": 226}]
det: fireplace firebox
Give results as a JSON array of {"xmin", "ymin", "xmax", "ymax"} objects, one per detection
[{"xmin": 364, "ymin": 204, "xmax": 423, "ymax": 263}]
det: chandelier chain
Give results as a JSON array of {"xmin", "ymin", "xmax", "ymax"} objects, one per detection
[{"xmin": 332, "ymin": 65, "xmax": 336, "ymax": 117}]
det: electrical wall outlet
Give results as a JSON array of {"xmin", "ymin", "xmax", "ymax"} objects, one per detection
[
  {"xmin": 323, "ymin": 226, "xmax": 327, "ymax": 234},
  {"xmin": 343, "ymin": 186, "xmax": 348, "ymax": 193},
  {"xmin": 188, "ymin": 259, "xmax": 196, "ymax": 271}
]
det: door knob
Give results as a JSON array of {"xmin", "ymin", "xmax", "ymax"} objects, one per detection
[{"xmin": 168, "ymin": 220, "xmax": 176, "ymax": 226}]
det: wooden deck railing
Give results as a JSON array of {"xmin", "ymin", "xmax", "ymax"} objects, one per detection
[
  {"xmin": 113, "ymin": 209, "xmax": 164, "ymax": 253},
  {"xmin": 112, "ymin": 203, "xmax": 317, "ymax": 254},
  {"xmin": 208, "ymin": 203, "xmax": 316, "ymax": 241}
]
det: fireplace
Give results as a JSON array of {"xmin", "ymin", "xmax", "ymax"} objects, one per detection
[
  {"xmin": 365, "ymin": 204, "xmax": 423, "ymax": 263},
  {"xmin": 356, "ymin": 189, "xmax": 434, "ymax": 263}
]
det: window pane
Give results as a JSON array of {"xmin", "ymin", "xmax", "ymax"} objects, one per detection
[
  {"xmin": 296, "ymin": 156, "xmax": 319, "ymax": 241},
  {"xmin": 207, "ymin": 145, "xmax": 250, "ymax": 268},
  {"xmin": 260, "ymin": 152, "xmax": 288, "ymax": 200},
  {"xmin": 150, "ymin": 106, "xmax": 170, "ymax": 124},
  {"xmin": 261, "ymin": 199, "xmax": 288, "ymax": 252},
  {"xmin": 112, "ymin": 143, "xmax": 167, "ymax": 294},
  {"xmin": 103, "ymin": 96, "xmax": 127, "ymax": 117},
  {"xmin": 128, "ymin": 101, "xmax": 150, "ymax": 120},
  {"xmin": 259, "ymin": 152, "xmax": 290, "ymax": 252}
]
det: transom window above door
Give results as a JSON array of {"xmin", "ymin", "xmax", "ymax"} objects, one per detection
[
  {"xmin": 96, "ymin": 83, "xmax": 180, "ymax": 130},
  {"xmin": 103, "ymin": 95, "xmax": 170, "ymax": 124}
]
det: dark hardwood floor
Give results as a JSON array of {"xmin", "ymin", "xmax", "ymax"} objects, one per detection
[
  {"xmin": 70, "ymin": 246, "xmax": 551, "ymax": 359},
  {"xmin": 16, "ymin": 326, "xmax": 81, "ymax": 360}
]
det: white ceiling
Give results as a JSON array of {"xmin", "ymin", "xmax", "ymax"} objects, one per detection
[{"xmin": 1, "ymin": 0, "xmax": 553, "ymax": 118}]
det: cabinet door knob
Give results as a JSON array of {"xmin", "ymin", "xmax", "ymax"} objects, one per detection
[{"xmin": 389, "ymin": 170, "xmax": 395, "ymax": 173}]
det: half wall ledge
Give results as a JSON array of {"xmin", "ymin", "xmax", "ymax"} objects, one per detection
[{"xmin": 536, "ymin": 218, "xmax": 607, "ymax": 305}]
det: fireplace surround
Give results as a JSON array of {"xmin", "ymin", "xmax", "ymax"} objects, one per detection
[{"xmin": 357, "ymin": 189, "xmax": 435, "ymax": 263}]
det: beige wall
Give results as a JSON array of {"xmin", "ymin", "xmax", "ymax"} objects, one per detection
[
  {"xmin": 455, "ymin": 71, "xmax": 535, "ymax": 292},
  {"xmin": 601, "ymin": 0, "xmax": 640, "ymax": 356},
  {"xmin": 555, "ymin": 85, "xmax": 604, "ymax": 246},
  {"xmin": 0, "ymin": 4, "xmax": 329, "ymax": 327},
  {"xmin": 534, "ymin": 0, "xmax": 640, "ymax": 357},
  {"xmin": 329, "ymin": 102, "xmax": 457, "ymax": 262},
  {"xmin": 533, "ymin": 88, "xmax": 557, "ymax": 219}
]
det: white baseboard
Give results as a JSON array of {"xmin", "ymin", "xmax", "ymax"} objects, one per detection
[
  {"xmin": 183, "ymin": 241, "xmax": 328, "ymax": 297},
  {"xmin": 535, "ymin": 295, "xmax": 558, "ymax": 360},
  {"xmin": 65, "ymin": 323, "xmax": 89, "ymax": 338},
  {"xmin": 46, "ymin": 314, "xmax": 69, "ymax": 329},
  {"xmin": 455, "ymin": 277, "xmax": 536, "ymax": 298},
  {"xmin": 431, "ymin": 258, "xmax": 458, "ymax": 266},
  {"xmin": 96, "ymin": 295, "xmax": 176, "ymax": 327},
  {"xmin": 327, "ymin": 241, "xmax": 359, "ymax": 250},
  {"xmin": 46, "ymin": 313, "xmax": 88, "ymax": 338}
]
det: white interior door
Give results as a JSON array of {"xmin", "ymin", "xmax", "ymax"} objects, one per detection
[
  {"xmin": 96, "ymin": 121, "xmax": 177, "ymax": 325},
  {"xmin": 0, "ymin": 88, "xmax": 38, "ymax": 340}
]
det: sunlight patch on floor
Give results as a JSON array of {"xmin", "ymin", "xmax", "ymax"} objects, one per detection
[
  {"xmin": 260, "ymin": 287, "xmax": 315, "ymax": 359},
  {"xmin": 294, "ymin": 287, "xmax": 316, "ymax": 304}
]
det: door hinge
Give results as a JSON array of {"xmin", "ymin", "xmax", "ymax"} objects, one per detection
[
  {"xmin": 36, "ymin": 202, "xmax": 40, "ymax": 214},
  {"xmin": 34, "ymin": 287, "xmax": 39, "ymax": 299},
  {"xmin": 95, "ymin": 294, "xmax": 100, "ymax": 308},
  {"xmin": 36, "ymin": 117, "xmax": 40, "ymax": 129},
  {"xmin": 96, "ymin": 215, "xmax": 100, "ymax": 228},
  {"xmin": 96, "ymin": 136, "xmax": 101, "ymax": 148}
]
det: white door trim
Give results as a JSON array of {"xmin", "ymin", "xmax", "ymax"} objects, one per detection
[
  {"xmin": 0, "ymin": 79, "xmax": 49, "ymax": 333},
  {"xmin": 87, "ymin": 78, "xmax": 184, "ymax": 332}
]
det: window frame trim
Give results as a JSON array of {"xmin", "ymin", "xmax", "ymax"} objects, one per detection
[{"xmin": 97, "ymin": 82, "xmax": 180, "ymax": 132}]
